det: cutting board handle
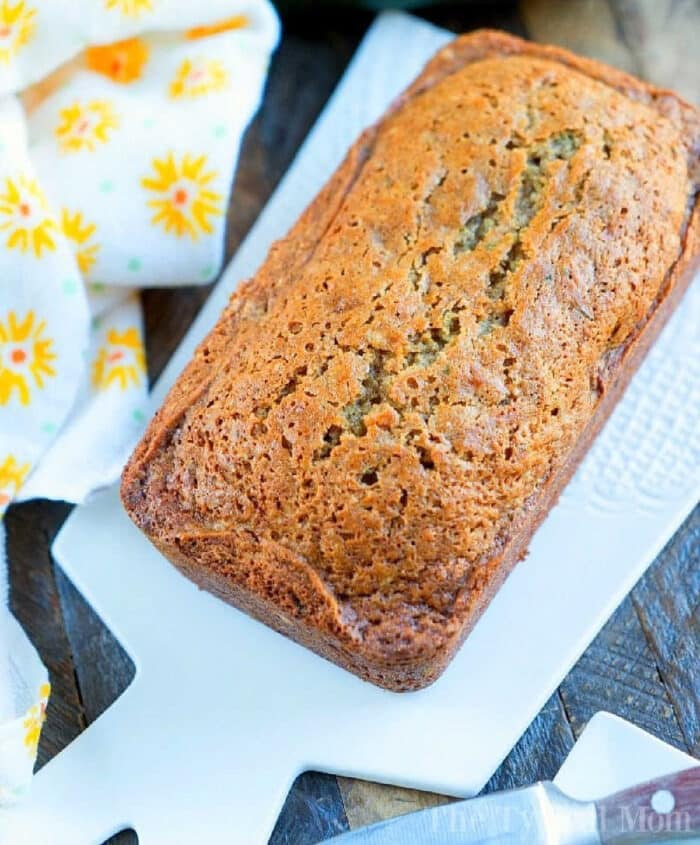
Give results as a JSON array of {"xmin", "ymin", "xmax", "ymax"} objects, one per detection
[
  {"xmin": 0, "ymin": 680, "xmax": 300, "ymax": 844},
  {"xmin": 596, "ymin": 767, "xmax": 700, "ymax": 843}
]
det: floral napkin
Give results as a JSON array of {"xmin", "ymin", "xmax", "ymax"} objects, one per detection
[{"xmin": 0, "ymin": 0, "xmax": 279, "ymax": 803}]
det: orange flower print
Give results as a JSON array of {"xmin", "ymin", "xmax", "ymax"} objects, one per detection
[
  {"xmin": 104, "ymin": 0, "xmax": 152, "ymax": 16},
  {"xmin": 61, "ymin": 209, "xmax": 99, "ymax": 275},
  {"xmin": 0, "ymin": 1, "xmax": 36, "ymax": 65},
  {"xmin": 85, "ymin": 37, "xmax": 149, "ymax": 84},
  {"xmin": 0, "ymin": 453, "xmax": 29, "ymax": 509},
  {"xmin": 23, "ymin": 682, "xmax": 50, "ymax": 758},
  {"xmin": 169, "ymin": 58, "xmax": 228, "ymax": 99},
  {"xmin": 0, "ymin": 176, "xmax": 56, "ymax": 257},
  {"xmin": 186, "ymin": 15, "xmax": 248, "ymax": 40},
  {"xmin": 55, "ymin": 100, "xmax": 119, "ymax": 153},
  {"xmin": 0, "ymin": 310, "xmax": 56, "ymax": 405},
  {"xmin": 92, "ymin": 327, "xmax": 146, "ymax": 390},
  {"xmin": 142, "ymin": 152, "xmax": 222, "ymax": 241}
]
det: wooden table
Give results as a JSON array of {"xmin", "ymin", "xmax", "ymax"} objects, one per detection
[{"xmin": 6, "ymin": 2, "xmax": 699, "ymax": 843}]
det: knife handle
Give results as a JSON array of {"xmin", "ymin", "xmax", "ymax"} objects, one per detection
[{"xmin": 596, "ymin": 767, "xmax": 700, "ymax": 843}]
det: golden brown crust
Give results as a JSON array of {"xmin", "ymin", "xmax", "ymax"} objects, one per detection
[{"xmin": 122, "ymin": 30, "xmax": 700, "ymax": 691}]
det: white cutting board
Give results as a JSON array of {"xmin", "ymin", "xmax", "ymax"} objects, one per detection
[{"xmin": 2, "ymin": 11, "xmax": 699, "ymax": 845}]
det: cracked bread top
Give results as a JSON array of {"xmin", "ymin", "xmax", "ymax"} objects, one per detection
[{"xmin": 123, "ymin": 31, "xmax": 700, "ymax": 666}]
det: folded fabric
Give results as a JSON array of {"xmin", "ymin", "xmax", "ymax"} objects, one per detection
[{"xmin": 0, "ymin": 0, "xmax": 279, "ymax": 803}]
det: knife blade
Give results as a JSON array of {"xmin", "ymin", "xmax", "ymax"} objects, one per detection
[{"xmin": 326, "ymin": 767, "xmax": 700, "ymax": 844}]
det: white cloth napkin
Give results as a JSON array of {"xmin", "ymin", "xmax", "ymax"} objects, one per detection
[{"xmin": 0, "ymin": 0, "xmax": 279, "ymax": 802}]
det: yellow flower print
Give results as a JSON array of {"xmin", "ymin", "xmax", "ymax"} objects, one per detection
[
  {"xmin": 61, "ymin": 209, "xmax": 99, "ymax": 275},
  {"xmin": 142, "ymin": 152, "xmax": 222, "ymax": 241},
  {"xmin": 85, "ymin": 37, "xmax": 149, "ymax": 84},
  {"xmin": 0, "ymin": 176, "xmax": 56, "ymax": 257},
  {"xmin": 0, "ymin": 1, "xmax": 36, "ymax": 65},
  {"xmin": 0, "ymin": 453, "xmax": 29, "ymax": 508},
  {"xmin": 92, "ymin": 327, "xmax": 146, "ymax": 390},
  {"xmin": 169, "ymin": 58, "xmax": 228, "ymax": 99},
  {"xmin": 104, "ymin": 0, "xmax": 152, "ymax": 16},
  {"xmin": 0, "ymin": 310, "xmax": 56, "ymax": 406},
  {"xmin": 23, "ymin": 682, "xmax": 50, "ymax": 758},
  {"xmin": 55, "ymin": 100, "xmax": 119, "ymax": 154},
  {"xmin": 186, "ymin": 14, "xmax": 248, "ymax": 40}
]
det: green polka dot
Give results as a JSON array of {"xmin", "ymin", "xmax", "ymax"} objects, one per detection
[
  {"xmin": 143, "ymin": 117, "xmax": 156, "ymax": 129},
  {"xmin": 127, "ymin": 257, "xmax": 142, "ymax": 272},
  {"xmin": 62, "ymin": 278, "xmax": 79, "ymax": 295},
  {"xmin": 41, "ymin": 421, "xmax": 57, "ymax": 435},
  {"xmin": 200, "ymin": 264, "xmax": 215, "ymax": 280},
  {"xmin": 132, "ymin": 408, "xmax": 146, "ymax": 424},
  {"xmin": 90, "ymin": 282, "xmax": 106, "ymax": 293},
  {"xmin": 99, "ymin": 180, "xmax": 114, "ymax": 194},
  {"xmin": 212, "ymin": 124, "xmax": 227, "ymax": 139},
  {"xmin": 91, "ymin": 316, "xmax": 102, "ymax": 330}
]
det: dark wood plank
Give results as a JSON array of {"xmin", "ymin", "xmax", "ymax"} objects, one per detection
[
  {"xmin": 54, "ymin": 569, "xmax": 135, "ymax": 725},
  {"xmin": 5, "ymin": 500, "xmax": 82, "ymax": 768},
  {"xmin": 609, "ymin": 0, "xmax": 700, "ymax": 104},
  {"xmin": 522, "ymin": 0, "xmax": 700, "ymax": 104},
  {"xmin": 559, "ymin": 594, "xmax": 687, "ymax": 749},
  {"xmin": 270, "ymin": 772, "xmax": 349, "ymax": 844},
  {"xmin": 521, "ymin": 0, "xmax": 640, "ymax": 75},
  {"xmin": 101, "ymin": 831, "xmax": 138, "ymax": 845},
  {"xmin": 632, "ymin": 505, "xmax": 700, "ymax": 756}
]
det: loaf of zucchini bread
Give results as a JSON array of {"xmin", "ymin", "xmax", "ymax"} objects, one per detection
[{"xmin": 122, "ymin": 30, "xmax": 700, "ymax": 691}]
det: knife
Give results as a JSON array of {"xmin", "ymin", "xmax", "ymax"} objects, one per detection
[{"xmin": 326, "ymin": 767, "xmax": 700, "ymax": 843}]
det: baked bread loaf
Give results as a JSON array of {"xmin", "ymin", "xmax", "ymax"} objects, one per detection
[{"xmin": 122, "ymin": 30, "xmax": 700, "ymax": 691}]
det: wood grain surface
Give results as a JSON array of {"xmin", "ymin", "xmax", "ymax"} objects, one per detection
[
  {"xmin": 522, "ymin": 0, "xmax": 700, "ymax": 104},
  {"xmin": 5, "ymin": 3, "xmax": 699, "ymax": 843}
]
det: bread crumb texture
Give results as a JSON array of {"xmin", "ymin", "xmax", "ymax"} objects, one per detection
[{"xmin": 123, "ymin": 32, "xmax": 699, "ymax": 690}]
